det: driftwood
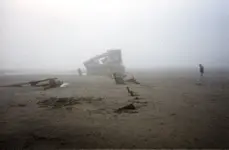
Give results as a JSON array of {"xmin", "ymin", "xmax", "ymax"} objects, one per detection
[
  {"xmin": 126, "ymin": 86, "xmax": 138, "ymax": 96},
  {"xmin": 0, "ymin": 78, "xmax": 64, "ymax": 90},
  {"xmin": 114, "ymin": 103, "xmax": 136, "ymax": 113}
]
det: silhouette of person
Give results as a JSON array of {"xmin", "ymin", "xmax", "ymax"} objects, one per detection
[{"xmin": 199, "ymin": 64, "xmax": 204, "ymax": 76}]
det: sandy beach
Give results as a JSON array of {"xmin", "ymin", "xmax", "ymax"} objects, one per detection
[{"xmin": 0, "ymin": 69, "xmax": 229, "ymax": 149}]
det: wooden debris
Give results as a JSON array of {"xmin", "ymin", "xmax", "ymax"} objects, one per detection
[
  {"xmin": 0, "ymin": 78, "xmax": 64, "ymax": 90},
  {"xmin": 113, "ymin": 73, "xmax": 125, "ymax": 84},
  {"xmin": 37, "ymin": 96, "xmax": 103, "ymax": 109},
  {"xmin": 125, "ymin": 78, "xmax": 140, "ymax": 84},
  {"xmin": 114, "ymin": 103, "xmax": 137, "ymax": 113},
  {"xmin": 126, "ymin": 86, "xmax": 138, "ymax": 96}
]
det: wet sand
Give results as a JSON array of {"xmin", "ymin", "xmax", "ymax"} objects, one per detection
[{"xmin": 0, "ymin": 69, "xmax": 229, "ymax": 149}]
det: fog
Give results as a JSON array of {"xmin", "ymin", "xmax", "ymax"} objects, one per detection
[{"xmin": 0, "ymin": 0, "xmax": 228, "ymax": 70}]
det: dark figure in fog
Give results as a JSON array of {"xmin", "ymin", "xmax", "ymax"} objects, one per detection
[
  {"xmin": 199, "ymin": 64, "xmax": 204, "ymax": 76},
  {"xmin": 78, "ymin": 68, "xmax": 82, "ymax": 76}
]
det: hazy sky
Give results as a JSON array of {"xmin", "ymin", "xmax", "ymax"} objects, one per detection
[{"xmin": 0, "ymin": 0, "xmax": 228, "ymax": 70}]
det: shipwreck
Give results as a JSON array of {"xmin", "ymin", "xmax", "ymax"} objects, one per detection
[{"xmin": 83, "ymin": 49, "xmax": 125, "ymax": 76}]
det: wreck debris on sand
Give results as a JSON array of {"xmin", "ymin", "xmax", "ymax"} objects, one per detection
[
  {"xmin": 0, "ymin": 78, "xmax": 65, "ymax": 90},
  {"xmin": 113, "ymin": 73, "xmax": 125, "ymax": 84},
  {"xmin": 114, "ymin": 103, "xmax": 137, "ymax": 113},
  {"xmin": 126, "ymin": 86, "xmax": 139, "ymax": 96},
  {"xmin": 37, "ymin": 96, "xmax": 103, "ymax": 109},
  {"xmin": 112, "ymin": 73, "xmax": 140, "ymax": 85},
  {"xmin": 83, "ymin": 49, "xmax": 125, "ymax": 76},
  {"xmin": 123, "ymin": 73, "xmax": 140, "ymax": 84},
  {"xmin": 125, "ymin": 78, "xmax": 140, "ymax": 84}
]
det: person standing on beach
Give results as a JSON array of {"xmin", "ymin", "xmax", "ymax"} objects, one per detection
[
  {"xmin": 199, "ymin": 64, "xmax": 204, "ymax": 77},
  {"xmin": 196, "ymin": 64, "xmax": 204, "ymax": 85}
]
